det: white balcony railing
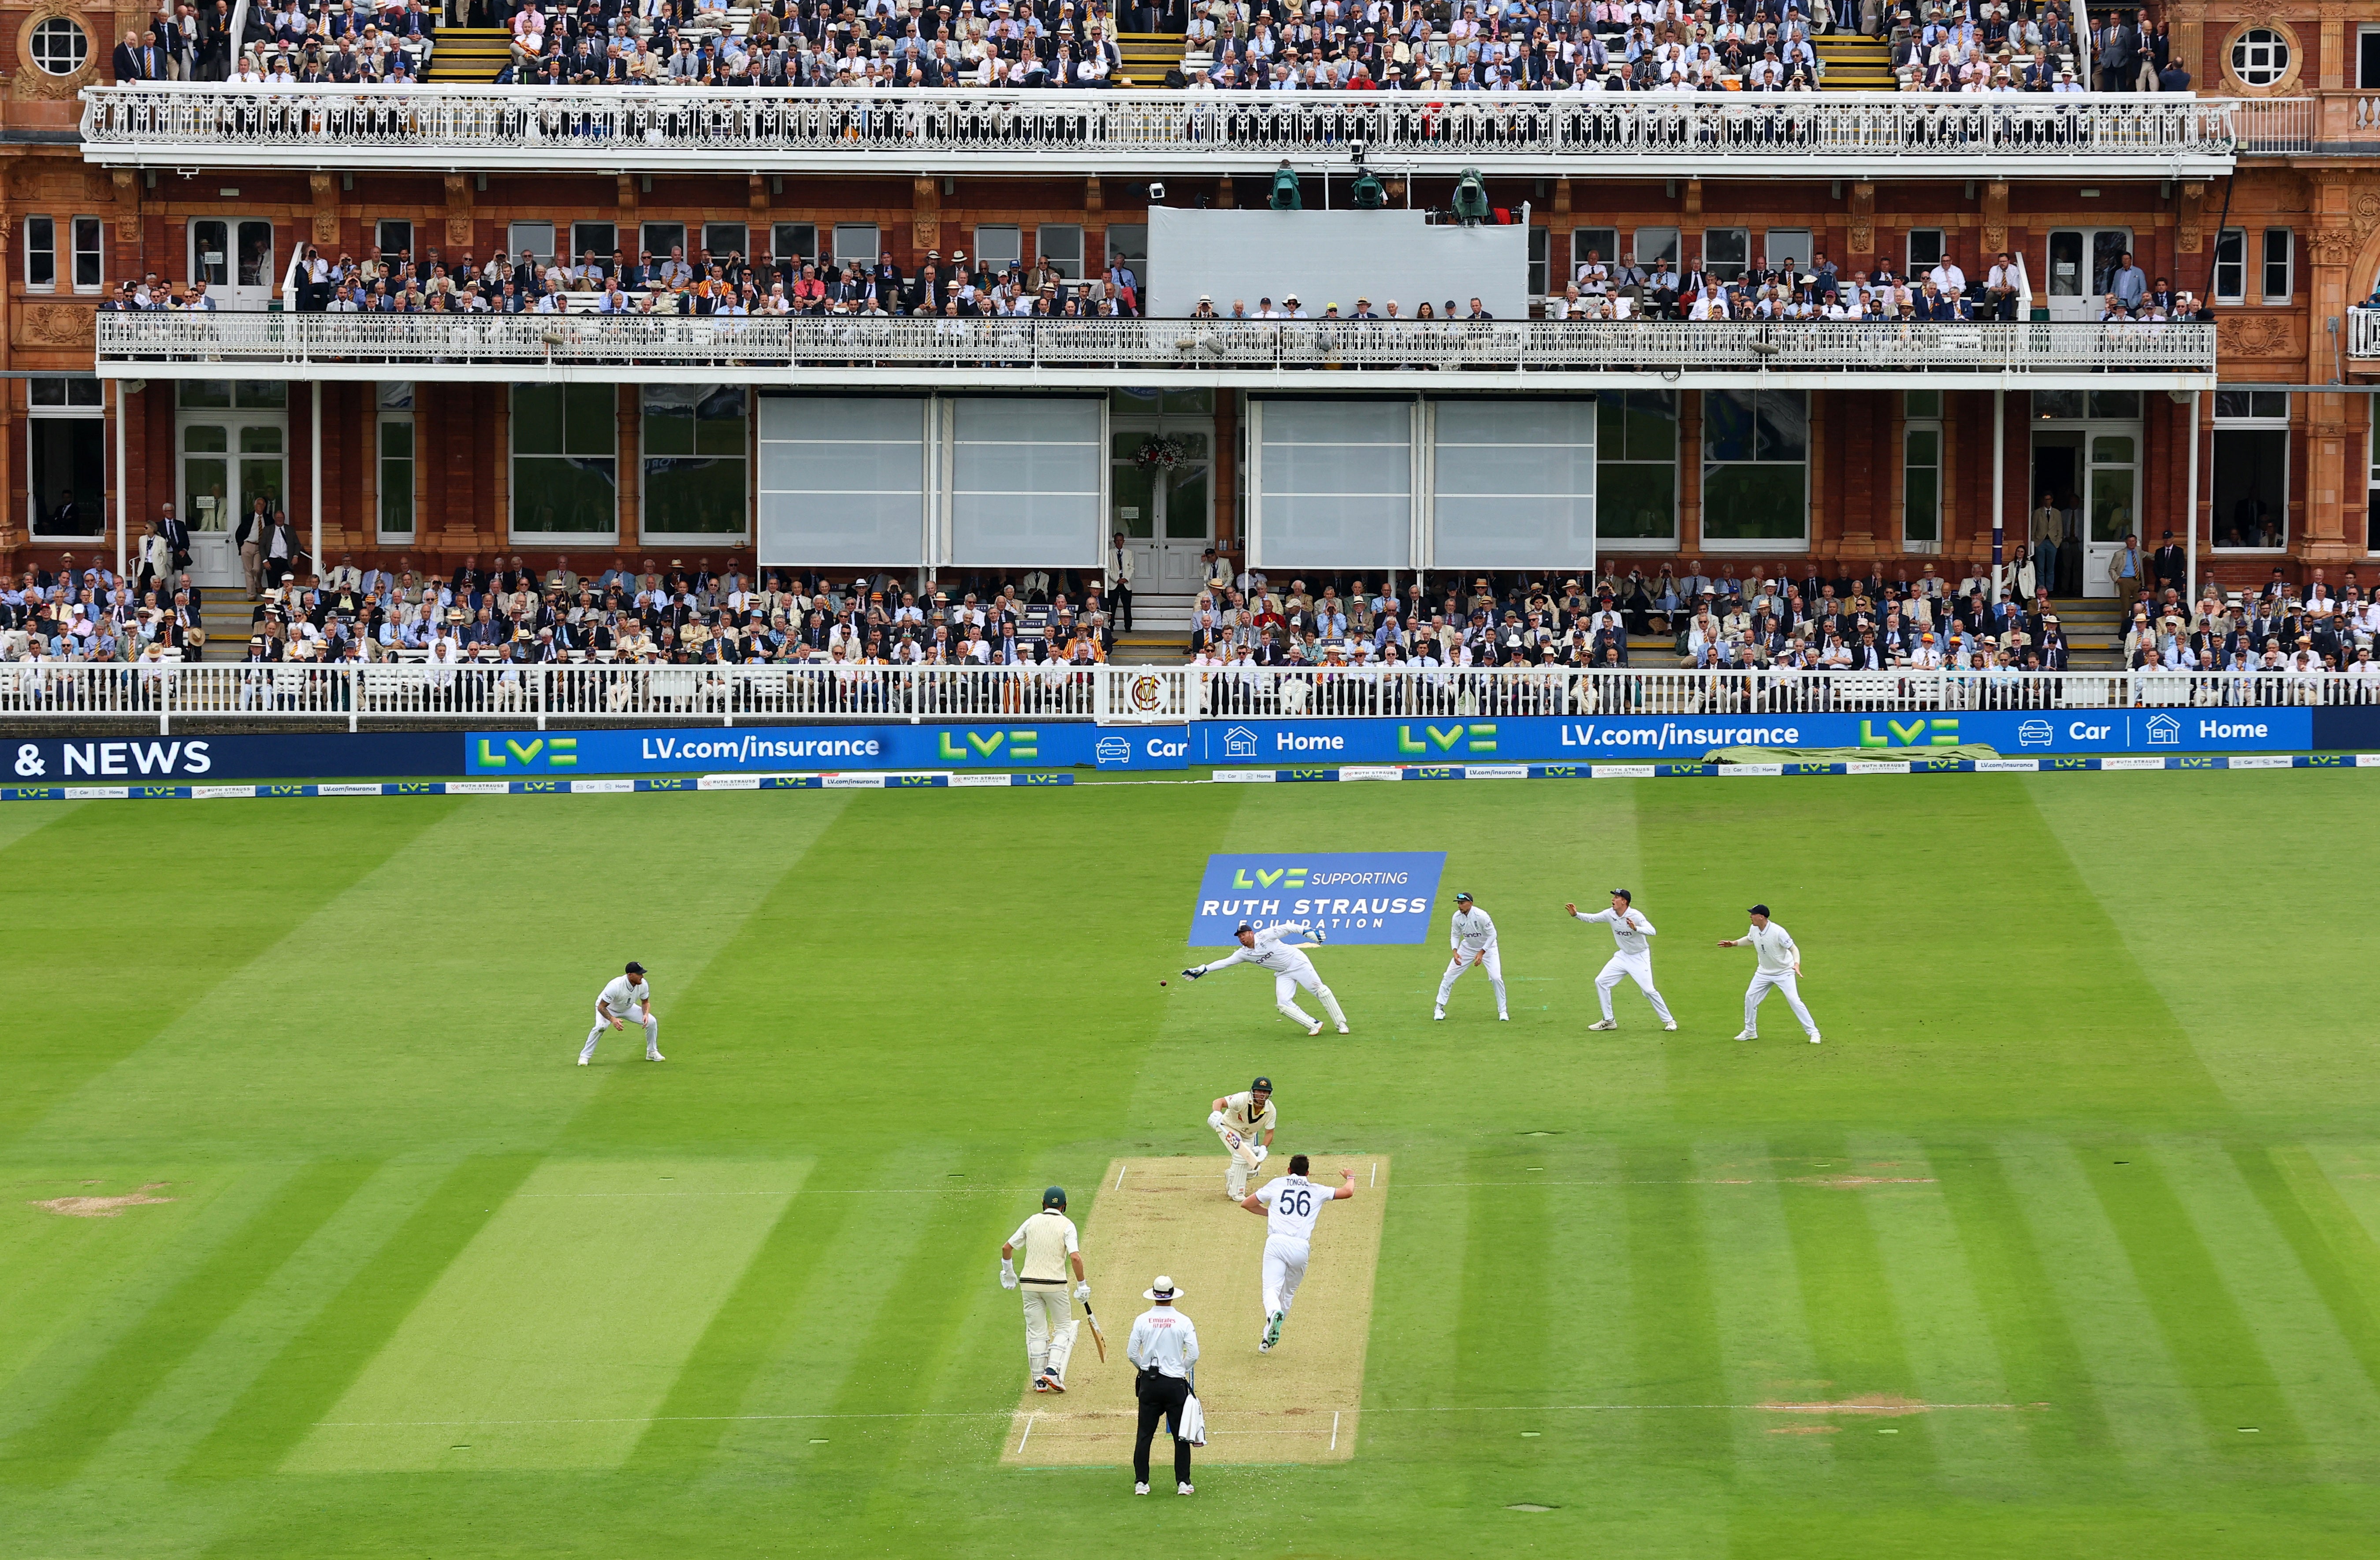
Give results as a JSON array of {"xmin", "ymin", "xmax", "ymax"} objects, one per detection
[
  {"xmin": 2350, "ymin": 307, "xmax": 2380, "ymax": 360},
  {"xmin": 2235, "ymin": 94, "xmax": 2314, "ymax": 153},
  {"xmin": 96, "ymin": 313, "xmax": 2218, "ymax": 388},
  {"xmin": 4, "ymin": 661, "xmax": 2366, "ymax": 732},
  {"xmin": 75, "ymin": 84, "xmax": 2243, "ymax": 175}
]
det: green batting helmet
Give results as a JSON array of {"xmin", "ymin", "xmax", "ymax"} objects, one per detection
[{"xmin": 1043, "ymin": 1186, "xmax": 1067, "ymax": 1210}]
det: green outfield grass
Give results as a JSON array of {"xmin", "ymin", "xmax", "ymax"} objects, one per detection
[{"xmin": 3, "ymin": 773, "xmax": 2379, "ymax": 1558}]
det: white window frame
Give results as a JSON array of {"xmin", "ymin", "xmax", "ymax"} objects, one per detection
[
  {"xmin": 2213, "ymin": 228, "xmax": 2246, "ymax": 304},
  {"xmin": 1527, "ymin": 225, "xmax": 1548, "ymax": 298},
  {"xmin": 1763, "ymin": 227, "xmax": 1814, "ymax": 278},
  {"xmin": 1571, "ymin": 226, "xmax": 1619, "ymax": 281},
  {"xmin": 642, "ymin": 221, "xmax": 688, "ymax": 265},
  {"xmin": 568, "ymin": 221, "xmax": 617, "ymax": 272},
  {"xmin": 1699, "ymin": 388, "xmax": 1810, "ymax": 552},
  {"xmin": 974, "ymin": 223, "xmax": 1023, "ymax": 273},
  {"xmin": 1702, "ymin": 226, "xmax": 1749, "ymax": 282},
  {"xmin": 2231, "ymin": 26, "xmax": 2290, "ymax": 88},
  {"xmin": 771, "ymin": 223, "xmax": 817, "ymax": 265},
  {"xmin": 1595, "ymin": 389, "xmax": 1680, "ymax": 552},
  {"xmin": 2362, "ymin": 22, "xmax": 2380, "ymax": 91},
  {"xmin": 508, "ymin": 383, "xmax": 620, "ymax": 546},
  {"xmin": 376, "ymin": 218, "xmax": 416, "ymax": 259},
  {"xmin": 1908, "ymin": 227, "xmax": 1946, "ymax": 273},
  {"xmin": 639, "ymin": 384, "xmax": 752, "ymax": 545},
  {"xmin": 30, "ymin": 16, "xmax": 89, "ymax": 77},
  {"xmin": 24, "ymin": 215, "xmax": 55, "ymax": 293},
  {"xmin": 70, "ymin": 216, "xmax": 102, "ymax": 293},
  {"xmin": 376, "ymin": 381, "xmax": 416, "ymax": 542},
  {"xmin": 831, "ymin": 223, "xmax": 881, "ymax": 268},
  {"xmin": 26, "ymin": 377, "xmax": 105, "ymax": 542},
  {"xmin": 2211, "ymin": 391, "xmax": 2291, "ymax": 553},
  {"xmin": 1902, "ymin": 392, "xmax": 1942, "ymax": 552},
  {"xmin": 507, "ymin": 220, "xmax": 556, "ymax": 267},
  {"xmin": 2261, "ymin": 227, "xmax": 2293, "ymax": 303},
  {"xmin": 1632, "ymin": 226, "xmax": 1680, "ymax": 271},
  {"xmin": 702, "ymin": 222, "xmax": 751, "ymax": 262},
  {"xmin": 1038, "ymin": 223, "xmax": 1084, "ymax": 279}
]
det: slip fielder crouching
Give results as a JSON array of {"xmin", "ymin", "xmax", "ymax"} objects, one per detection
[{"xmin": 580, "ymin": 961, "xmax": 663, "ymax": 1065}]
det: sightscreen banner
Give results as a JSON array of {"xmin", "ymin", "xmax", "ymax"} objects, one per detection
[
  {"xmin": 1189, "ymin": 709, "xmax": 2314, "ymax": 764},
  {"xmin": 1188, "ymin": 851, "xmax": 1447, "ymax": 946}
]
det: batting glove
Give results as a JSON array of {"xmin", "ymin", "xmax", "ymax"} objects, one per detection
[
  {"xmin": 1181, "ymin": 967, "xmax": 1203, "ymax": 980},
  {"xmin": 1208, "ymin": 1110, "xmax": 1226, "ymax": 1130},
  {"xmin": 999, "ymin": 1259, "xmax": 1018, "ymax": 1291},
  {"xmin": 1075, "ymin": 1281, "xmax": 1091, "ymax": 1302}
]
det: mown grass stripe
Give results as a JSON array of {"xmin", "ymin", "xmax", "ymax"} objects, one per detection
[
  {"xmin": 1773, "ymin": 1137, "xmax": 1941, "ymax": 1480},
  {"xmin": 1, "ymin": 1158, "xmax": 377, "ymax": 1486},
  {"xmin": 1620, "ymin": 1143, "xmax": 1729, "ymax": 1471},
  {"xmin": 632, "ymin": 1158, "xmax": 881, "ymax": 1468},
  {"xmin": 1930, "ymin": 1143, "xmax": 2113, "ymax": 1460},
  {"xmin": 2083, "ymin": 1146, "xmax": 2305, "ymax": 1452},
  {"xmin": 175, "ymin": 1154, "xmax": 538, "ymax": 1480},
  {"xmin": 2227, "ymin": 1144, "xmax": 2380, "ymax": 1404}
]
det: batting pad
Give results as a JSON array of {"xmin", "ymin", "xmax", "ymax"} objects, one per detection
[{"xmin": 1001, "ymin": 1154, "xmax": 1388, "ymax": 1467}]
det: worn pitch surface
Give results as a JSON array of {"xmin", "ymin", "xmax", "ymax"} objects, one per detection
[{"xmin": 1002, "ymin": 1155, "xmax": 1388, "ymax": 1466}]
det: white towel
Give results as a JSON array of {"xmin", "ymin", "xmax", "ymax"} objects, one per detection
[{"xmin": 1179, "ymin": 1393, "xmax": 1207, "ymax": 1447}]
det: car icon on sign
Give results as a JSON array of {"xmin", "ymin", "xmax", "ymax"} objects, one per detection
[{"xmin": 2018, "ymin": 719, "xmax": 2053, "ymax": 748}]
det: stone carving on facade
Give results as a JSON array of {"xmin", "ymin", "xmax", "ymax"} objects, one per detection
[
  {"xmin": 2306, "ymin": 226, "xmax": 2358, "ymax": 267},
  {"xmin": 12, "ymin": 4, "xmax": 99, "ymax": 101},
  {"xmin": 20, "ymin": 304, "xmax": 93, "ymax": 348},
  {"xmin": 2216, "ymin": 313, "xmax": 2295, "ymax": 357},
  {"xmin": 1848, "ymin": 182, "xmax": 1874, "ymax": 254},
  {"xmin": 112, "ymin": 169, "xmax": 137, "ymax": 241},
  {"xmin": 1981, "ymin": 181, "xmax": 2008, "ymax": 255}
]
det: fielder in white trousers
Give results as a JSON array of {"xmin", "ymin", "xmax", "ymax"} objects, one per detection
[
  {"xmin": 1597, "ymin": 951, "xmax": 1675, "ymax": 1025},
  {"xmin": 1722, "ymin": 912, "xmax": 1820, "ymax": 1043},
  {"xmin": 581, "ymin": 1007, "xmax": 660, "ymax": 1064},
  {"xmin": 1261, "ymin": 1236, "xmax": 1309, "ymax": 1323},
  {"xmin": 1743, "ymin": 970, "xmax": 1819, "ymax": 1039}
]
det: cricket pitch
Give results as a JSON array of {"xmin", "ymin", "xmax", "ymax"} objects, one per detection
[{"xmin": 1001, "ymin": 1154, "xmax": 1388, "ymax": 1467}]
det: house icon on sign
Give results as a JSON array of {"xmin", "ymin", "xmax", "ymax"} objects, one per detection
[
  {"xmin": 1224, "ymin": 726, "xmax": 1258, "ymax": 759},
  {"xmin": 2144, "ymin": 714, "xmax": 2181, "ymax": 747}
]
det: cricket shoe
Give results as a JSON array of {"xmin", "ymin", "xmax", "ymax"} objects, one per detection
[
  {"xmin": 1032, "ymin": 1377, "xmax": 1050, "ymax": 1393},
  {"xmin": 1305, "ymin": 1021, "xmax": 1324, "ymax": 1037},
  {"xmin": 1040, "ymin": 1370, "xmax": 1067, "ymax": 1394},
  {"xmin": 577, "ymin": 1056, "xmax": 590, "ymax": 1066},
  {"xmin": 1733, "ymin": 1030, "xmax": 1758, "ymax": 1041},
  {"xmin": 1588, "ymin": 1019, "xmax": 1618, "ymax": 1031},
  {"xmin": 1809, "ymin": 1033, "xmax": 1823, "ymax": 1044},
  {"xmin": 1135, "ymin": 1483, "xmax": 1150, "ymax": 1495},
  {"xmin": 1662, "ymin": 1020, "xmax": 1678, "ymax": 1031},
  {"xmin": 647, "ymin": 1051, "xmax": 665, "ymax": 1062},
  {"xmin": 1181, "ymin": 968, "xmax": 1203, "ymax": 981},
  {"xmin": 1264, "ymin": 1311, "xmax": 1283, "ymax": 1349},
  {"xmin": 1498, "ymin": 1013, "xmax": 1509, "ymax": 1021},
  {"xmin": 1178, "ymin": 1483, "xmax": 1195, "ymax": 1496},
  {"xmin": 1335, "ymin": 1024, "xmax": 1349, "ymax": 1034},
  {"xmin": 1432, "ymin": 1007, "xmax": 1446, "ymax": 1021}
]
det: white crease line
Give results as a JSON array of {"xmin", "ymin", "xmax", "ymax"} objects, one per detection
[
  {"xmin": 317, "ymin": 1402, "xmax": 2030, "ymax": 1430},
  {"xmin": 1016, "ymin": 1411, "xmax": 1038, "ymax": 1455},
  {"xmin": 1331, "ymin": 1411, "xmax": 1340, "ymax": 1450},
  {"xmin": 1115, "ymin": 1165, "xmax": 1128, "ymax": 1190},
  {"xmin": 513, "ymin": 1190, "xmax": 803, "ymax": 1199}
]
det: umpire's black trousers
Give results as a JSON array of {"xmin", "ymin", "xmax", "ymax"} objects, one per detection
[{"xmin": 1132, "ymin": 1371, "xmax": 1192, "ymax": 1485}]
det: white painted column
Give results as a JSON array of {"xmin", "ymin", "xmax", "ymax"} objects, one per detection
[{"xmin": 310, "ymin": 379, "xmax": 323, "ymax": 574}]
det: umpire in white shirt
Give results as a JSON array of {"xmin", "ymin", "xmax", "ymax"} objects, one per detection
[{"xmin": 1125, "ymin": 1276, "xmax": 1199, "ymax": 1495}]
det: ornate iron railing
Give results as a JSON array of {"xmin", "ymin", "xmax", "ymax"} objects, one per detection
[{"xmin": 77, "ymin": 85, "xmax": 2242, "ymax": 174}]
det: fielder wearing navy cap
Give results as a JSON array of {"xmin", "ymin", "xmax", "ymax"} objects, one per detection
[
  {"xmin": 1748, "ymin": 904, "xmax": 1769, "ymax": 917},
  {"xmin": 1609, "ymin": 889, "xmax": 1631, "ymax": 902}
]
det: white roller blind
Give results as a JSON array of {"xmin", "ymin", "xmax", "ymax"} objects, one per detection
[
  {"xmin": 1253, "ymin": 400, "xmax": 1413, "ymax": 571},
  {"xmin": 951, "ymin": 397, "xmax": 1103, "ymax": 568},
  {"xmin": 1432, "ymin": 399, "xmax": 1597, "ymax": 571},
  {"xmin": 757, "ymin": 395, "xmax": 926, "ymax": 567}
]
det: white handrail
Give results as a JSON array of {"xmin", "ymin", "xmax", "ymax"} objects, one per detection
[
  {"xmin": 94, "ymin": 314, "xmax": 2218, "ymax": 382},
  {"xmin": 74, "ymin": 84, "xmax": 2244, "ymax": 174},
  {"xmin": 4, "ymin": 662, "xmax": 2369, "ymax": 730}
]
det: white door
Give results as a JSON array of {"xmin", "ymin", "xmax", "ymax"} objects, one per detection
[
  {"xmin": 2044, "ymin": 228, "xmax": 2134, "ymax": 323},
  {"xmin": 1111, "ymin": 424, "xmax": 1213, "ymax": 598},
  {"xmin": 2082, "ymin": 431, "xmax": 2138, "ymax": 599},
  {"xmin": 190, "ymin": 219, "xmax": 277, "ymax": 310},
  {"xmin": 180, "ymin": 413, "xmax": 286, "ymax": 588}
]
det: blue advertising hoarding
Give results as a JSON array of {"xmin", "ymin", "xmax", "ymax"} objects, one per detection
[
  {"xmin": 1188, "ymin": 851, "xmax": 1447, "ymax": 946},
  {"xmin": 465, "ymin": 723, "xmax": 1190, "ymax": 776},
  {"xmin": 6, "ymin": 732, "xmax": 461, "ymax": 783},
  {"xmin": 1188, "ymin": 709, "xmax": 2314, "ymax": 764}
]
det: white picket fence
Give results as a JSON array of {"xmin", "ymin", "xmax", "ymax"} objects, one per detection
[{"xmin": 2, "ymin": 662, "xmax": 2373, "ymax": 732}]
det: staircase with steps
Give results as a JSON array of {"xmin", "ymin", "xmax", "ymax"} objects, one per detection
[
  {"xmin": 1113, "ymin": 31, "xmax": 1185, "ymax": 85},
  {"xmin": 424, "ymin": 26, "xmax": 512, "ymax": 83},
  {"xmin": 1814, "ymin": 32, "xmax": 1893, "ymax": 89}
]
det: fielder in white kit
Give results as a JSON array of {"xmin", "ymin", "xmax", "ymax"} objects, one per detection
[
  {"xmin": 1209, "ymin": 1076, "xmax": 1277, "ymax": 1200},
  {"xmin": 1182, "ymin": 921, "xmax": 1350, "ymax": 1035},
  {"xmin": 1432, "ymin": 891, "xmax": 1509, "ymax": 1021},
  {"xmin": 1568, "ymin": 889, "xmax": 1677, "ymax": 1031},
  {"xmin": 1718, "ymin": 903, "xmax": 1821, "ymax": 1044},
  {"xmin": 1237, "ymin": 1153, "xmax": 1354, "ymax": 1352},
  {"xmin": 579, "ymin": 960, "xmax": 663, "ymax": 1064}
]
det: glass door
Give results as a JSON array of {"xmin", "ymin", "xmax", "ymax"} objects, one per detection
[
  {"xmin": 1108, "ymin": 391, "xmax": 1216, "ymax": 603},
  {"xmin": 179, "ymin": 412, "xmax": 286, "ymax": 588},
  {"xmin": 2044, "ymin": 228, "xmax": 2134, "ymax": 322},
  {"xmin": 2085, "ymin": 433, "xmax": 2137, "ymax": 599},
  {"xmin": 193, "ymin": 219, "xmax": 276, "ymax": 309}
]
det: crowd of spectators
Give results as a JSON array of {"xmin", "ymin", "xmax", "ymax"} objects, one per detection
[
  {"xmin": 2113, "ymin": 555, "xmax": 2380, "ymax": 678},
  {"xmin": 1, "ymin": 547, "xmax": 1128, "ymax": 669},
  {"xmin": 103, "ymin": 0, "xmax": 2190, "ymax": 97}
]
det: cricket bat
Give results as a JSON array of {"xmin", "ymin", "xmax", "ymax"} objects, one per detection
[{"xmin": 1081, "ymin": 1299, "xmax": 1107, "ymax": 1361}]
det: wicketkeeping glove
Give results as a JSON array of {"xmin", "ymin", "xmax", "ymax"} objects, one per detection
[
  {"xmin": 1181, "ymin": 967, "xmax": 1203, "ymax": 980},
  {"xmin": 999, "ymin": 1259, "xmax": 1018, "ymax": 1290},
  {"xmin": 1075, "ymin": 1281, "xmax": 1091, "ymax": 1302},
  {"xmin": 1310, "ymin": 926, "xmax": 1328, "ymax": 942}
]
